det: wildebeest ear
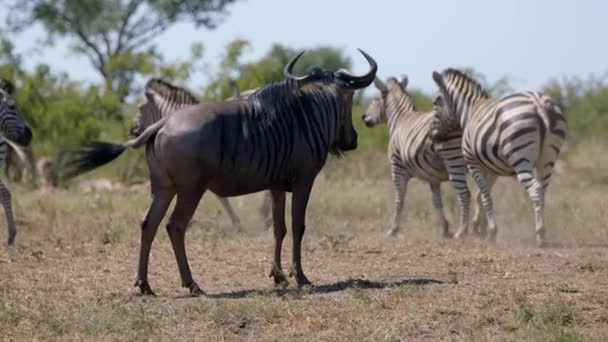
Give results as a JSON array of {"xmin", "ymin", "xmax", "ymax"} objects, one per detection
[
  {"xmin": 0, "ymin": 78, "xmax": 15, "ymax": 94},
  {"xmin": 432, "ymin": 71, "xmax": 443, "ymax": 88},
  {"xmin": 373, "ymin": 77, "xmax": 386, "ymax": 92},
  {"xmin": 398, "ymin": 75, "xmax": 408, "ymax": 89}
]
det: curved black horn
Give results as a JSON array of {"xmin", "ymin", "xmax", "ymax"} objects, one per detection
[
  {"xmin": 334, "ymin": 49, "xmax": 378, "ymax": 88},
  {"xmin": 284, "ymin": 51, "xmax": 309, "ymax": 81}
]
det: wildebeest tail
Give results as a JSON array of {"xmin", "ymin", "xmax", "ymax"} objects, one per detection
[
  {"xmin": 59, "ymin": 142, "xmax": 127, "ymax": 179},
  {"xmin": 59, "ymin": 116, "xmax": 169, "ymax": 179}
]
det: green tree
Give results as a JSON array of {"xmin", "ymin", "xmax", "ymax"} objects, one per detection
[
  {"xmin": 5, "ymin": 0, "xmax": 240, "ymax": 100},
  {"xmin": 202, "ymin": 39, "xmax": 352, "ymax": 101}
]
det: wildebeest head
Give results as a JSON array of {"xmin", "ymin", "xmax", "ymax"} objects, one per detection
[
  {"xmin": 284, "ymin": 49, "xmax": 377, "ymax": 152},
  {"xmin": 0, "ymin": 78, "xmax": 32, "ymax": 147},
  {"xmin": 362, "ymin": 75, "xmax": 411, "ymax": 127}
]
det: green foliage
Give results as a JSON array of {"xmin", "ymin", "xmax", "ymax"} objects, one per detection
[
  {"xmin": 542, "ymin": 75, "xmax": 608, "ymax": 144},
  {"xmin": 202, "ymin": 39, "xmax": 352, "ymax": 101},
  {"xmin": 5, "ymin": 0, "xmax": 239, "ymax": 99}
]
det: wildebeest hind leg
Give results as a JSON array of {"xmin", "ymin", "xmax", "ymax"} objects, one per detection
[
  {"xmin": 166, "ymin": 188, "xmax": 205, "ymax": 296},
  {"xmin": 269, "ymin": 190, "xmax": 288, "ymax": 286},
  {"xmin": 135, "ymin": 188, "xmax": 175, "ymax": 295}
]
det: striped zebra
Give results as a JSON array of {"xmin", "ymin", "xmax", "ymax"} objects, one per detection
[
  {"xmin": 430, "ymin": 68, "xmax": 567, "ymax": 246},
  {"xmin": 60, "ymin": 50, "xmax": 377, "ymax": 295},
  {"xmin": 0, "ymin": 78, "xmax": 33, "ymax": 245},
  {"xmin": 129, "ymin": 79, "xmax": 242, "ymax": 227},
  {"xmin": 362, "ymin": 75, "xmax": 471, "ymax": 238}
]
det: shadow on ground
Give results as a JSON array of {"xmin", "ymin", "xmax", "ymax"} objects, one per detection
[{"xmin": 206, "ymin": 277, "xmax": 444, "ymax": 299}]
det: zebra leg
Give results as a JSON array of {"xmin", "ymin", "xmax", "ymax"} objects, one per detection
[
  {"xmin": 217, "ymin": 196, "xmax": 241, "ymax": 228},
  {"xmin": 467, "ymin": 165, "xmax": 498, "ymax": 243},
  {"xmin": 259, "ymin": 191, "xmax": 273, "ymax": 229},
  {"xmin": 269, "ymin": 190, "xmax": 288, "ymax": 285},
  {"xmin": 515, "ymin": 167, "xmax": 546, "ymax": 247},
  {"xmin": 387, "ymin": 166, "xmax": 409, "ymax": 236},
  {"xmin": 0, "ymin": 180, "xmax": 17, "ymax": 245},
  {"xmin": 446, "ymin": 175, "xmax": 471, "ymax": 239},
  {"xmin": 471, "ymin": 173, "xmax": 496, "ymax": 238},
  {"xmin": 166, "ymin": 187, "xmax": 206, "ymax": 296},
  {"xmin": 430, "ymin": 182, "xmax": 452, "ymax": 238},
  {"xmin": 290, "ymin": 176, "xmax": 315, "ymax": 286},
  {"xmin": 135, "ymin": 188, "xmax": 175, "ymax": 295}
]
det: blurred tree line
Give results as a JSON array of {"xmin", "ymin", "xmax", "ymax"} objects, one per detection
[{"xmin": 0, "ymin": 0, "xmax": 605, "ymax": 181}]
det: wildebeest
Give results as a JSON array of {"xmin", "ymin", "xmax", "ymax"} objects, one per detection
[
  {"xmin": 60, "ymin": 49, "xmax": 377, "ymax": 295},
  {"xmin": 0, "ymin": 78, "xmax": 33, "ymax": 245}
]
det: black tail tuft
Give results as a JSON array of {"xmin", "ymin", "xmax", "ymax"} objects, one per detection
[{"xmin": 58, "ymin": 141, "xmax": 127, "ymax": 180}]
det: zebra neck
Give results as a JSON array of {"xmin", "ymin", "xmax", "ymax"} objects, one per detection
[{"xmin": 386, "ymin": 95, "xmax": 415, "ymax": 135}]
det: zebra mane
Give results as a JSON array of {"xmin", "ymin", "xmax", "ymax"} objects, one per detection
[
  {"xmin": 385, "ymin": 77, "xmax": 416, "ymax": 112},
  {"xmin": 145, "ymin": 78, "xmax": 200, "ymax": 105},
  {"xmin": 440, "ymin": 68, "xmax": 490, "ymax": 99}
]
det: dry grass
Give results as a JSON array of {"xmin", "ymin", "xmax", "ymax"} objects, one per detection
[{"xmin": 1, "ymin": 142, "xmax": 608, "ymax": 341}]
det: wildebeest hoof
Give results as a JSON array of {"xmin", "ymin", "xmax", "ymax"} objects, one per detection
[
  {"xmin": 485, "ymin": 232, "xmax": 497, "ymax": 244},
  {"xmin": 442, "ymin": 231, "xmax": 453, "ymax": 239},
  {"xmin": 295, "ymin": 275, "xmax": 311, "ymax": 287},
  {"xmin": 135, "ymin": 280, "xmax": 156, "ymax": 296},
  {"xmin": 269, "ymin": 269, "xmax": 288, "ymax": 286},
  {"xmin": 386, "ymin": 229, "xmax": 398, "ymax": 237},
  {"xmin": 187, "ymin": 282, "xmax": 205, "ymax": 297}
]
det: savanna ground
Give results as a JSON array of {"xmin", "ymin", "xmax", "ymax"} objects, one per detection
[{"xmin": 1, "ymin": 140, "xmax": 608, "ymax": 341}]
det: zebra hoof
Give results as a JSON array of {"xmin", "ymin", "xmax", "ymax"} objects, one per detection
[
  {"xmin": 386, "ymin": 229, "xmax": 398, "ymax": 237},
  {"xmin": 454, "ymin": 231, "xmax": 466, "ymax": 240}
]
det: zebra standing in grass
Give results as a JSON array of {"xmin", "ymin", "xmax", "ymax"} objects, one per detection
[
  {"xmin": 362, "ymin": 75, "xmax": 471, "ymax": 238},
  {"xmin": 0, "ymin": 78, "xmax": 33, "ymax": 245},
  {"xmin": 430, "ymin": 69, "xmax": 566, "ymax": 246},
  {"xmin": 129, "ymin": 79, "xmax": 242, "ymax": 227}
]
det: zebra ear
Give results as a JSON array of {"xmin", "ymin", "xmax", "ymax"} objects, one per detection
[
  {"xmin": 399, "ymin": 75, "xmax": 408, "ymax": 89},
  {"xmin": 373, "ymin": 77, "xmax": 386, "ymax": 92},
  {"xmin": 432, "ymin": 71, "xmax": 444, "ymax": 88},
  {"xmin": 228, "ymin": 79, "xmax": 240, "ymax": 98},
  {"xmin": 0, "ymin": 78, "xmax": 14, "ymax": 95}
]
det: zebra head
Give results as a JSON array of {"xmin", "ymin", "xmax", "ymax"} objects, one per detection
[
  {"xmin": 429, "ymin": 69, "xmax": 488, "ymax": 141},
  {"xmin": 284, "ymin": 49, "xmax": 377, "ymax": 152},
  {"xmin": 0, "ymin": 80, "xmax": 32, "ymax": 147},
  {"xmin": 129, "ymin": 79, "xmax": 199, "ymax": 137},
  {"xmin": 363, "ymin": 75, "xmax": 413, "ymax": 127}
]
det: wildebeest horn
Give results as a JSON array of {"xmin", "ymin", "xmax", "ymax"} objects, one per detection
[
  {"xmin": 284, "ymin": 51, "xmax": 310, "ymax": 81},
  {"xmin": 334, "ymin": 49, "xmax": 378, "ymax": 88},
  {"xmin": 373, "ymin": 76, "xmax": 386, "ymax": 91}
]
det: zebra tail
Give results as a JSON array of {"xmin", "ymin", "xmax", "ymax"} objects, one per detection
[{"xmin": 59, "ymin": 116, "xmax": 170, "ymax": 180}]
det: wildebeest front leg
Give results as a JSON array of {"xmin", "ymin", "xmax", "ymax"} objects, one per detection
[
  {"xmin": 269, "ymin": 190, "xmax": 288, "ymax": 285},
  {"xmin": 166, "ymin": 189, "xmax": 205, "ymax": 296},
  {"xmin": 216, "ymin": 196, "xmax": 241, "ymax": 228},
  {"xmin": 135, "ymin": 189, "xmax": 175, "ymax": 295},
  {"xmin": 290, "ymin": 178, "xmax": 315, "ymax": 286}
]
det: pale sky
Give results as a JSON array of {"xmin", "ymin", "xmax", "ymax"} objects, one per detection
[{"xmin": 3, "ymin": 0, "xmax": 607, "ymax": 94}]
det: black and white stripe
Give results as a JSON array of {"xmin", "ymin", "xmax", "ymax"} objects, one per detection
[
  {"xmin": 363, "ymin": 76, "xmax": 471, "ymax": 238},
  {"xmin": 430, "ymin": 68, "xmax": 567, "ymax": 246},
  {"xmin": 0, "ymin": 78, "xmax": 33, "ymax": 245}
]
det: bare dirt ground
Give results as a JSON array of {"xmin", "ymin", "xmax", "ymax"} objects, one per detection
[{"xmin": 1, "ymin": 146, "xmax": 608, "ymax": 341}]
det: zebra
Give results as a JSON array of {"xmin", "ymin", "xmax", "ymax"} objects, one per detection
[
  {"xmin": 59, "ymin": 49, "xmax": 377, "ymax": 295},
  {"xmin": 129, "ymin": 79, "xmax": 242, "ymax": 227},
  {"xmin": 0, "ymin": 78, "xmax": 34, "ymax": 245},
  {"xmin": 362, "ymin": 75, "xmax": 471, "ymax": 238},
  {"xmin": 429, "ymin": 68, "xmax": 567, "ymax": 246}
]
